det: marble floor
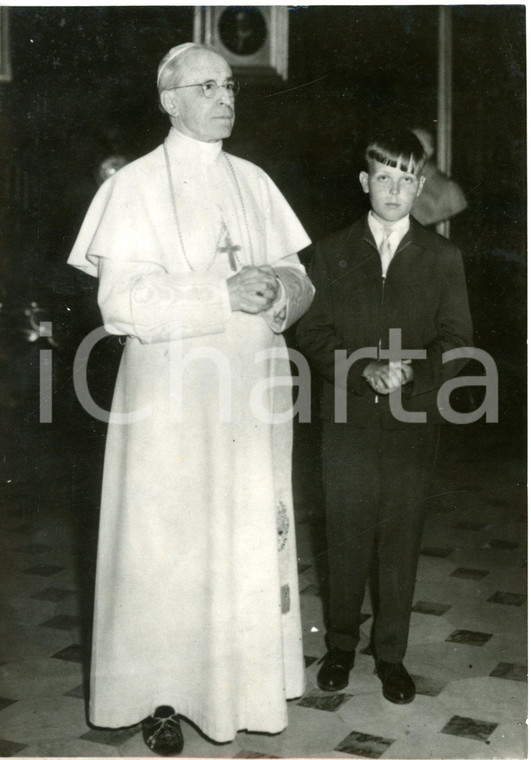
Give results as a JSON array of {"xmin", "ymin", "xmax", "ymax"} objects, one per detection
[{"xmin": 0, "ymin": 383, "xmax": 527, "ymax": 758}]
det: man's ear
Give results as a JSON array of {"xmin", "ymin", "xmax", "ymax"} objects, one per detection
[
  {"xmin": 359, "ymin": 171, "xmax": 369, "ymax": 194},
  {"xmin": 416, "ymin": 175, "xmax": 426, "ymax": 197},
  {"xmin": 160, "ymin": 90, "xmax": 178, "ymax": 117}
]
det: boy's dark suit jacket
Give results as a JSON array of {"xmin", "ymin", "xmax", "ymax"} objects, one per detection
[{"xmin": 296, "ymin": 215, "xmax": 474, "ymax": 429}]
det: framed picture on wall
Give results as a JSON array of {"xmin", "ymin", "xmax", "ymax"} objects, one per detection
[
  {"xmin": 0, "ymin": 7, "xmax": 12, "ymax": 83},
  {"xmin": 194, "ymin": 6, "xmax": 289, "ymax": 82}
]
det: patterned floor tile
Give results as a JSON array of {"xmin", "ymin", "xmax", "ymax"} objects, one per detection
[
  {"xmin": 480, "ymin": 550, "xmax": 524, "ymax": 570},
  {"xmin": 7, "ymin": 524, "xmax": 40, "ymax": 534},
  {"xmin": 487, "ymin": 539, "xmax": 519, "ymax": 549},
  {"xmin": 239, "ymin": 701, "xmax": 361, "ymax": 757},
  {"xmin": 412, "ymin": 600, "xmax": 451, "ymax": 616},
  {"xmin": 440, "ymin": 714, "xmax": 498, "ymax": 743},
  {"xmin": 22, "ymin": 564, "xmax": 64, "ymax": 576},
  {"xmin": 450, "ymin": 567, "xmax": 489, "ymax": 580},
  {"xmin": 443, "ymin": 603, "xmax": 526, "ymax": 641},
  {"xmin": 0, "ymin": 738, "xmax": 28, "ymax": 756},
  {"xmin": 489, "ymin": 662, "xmax": 527, "ymax": 682},
  {"xmin": 298, "ymin": 690, "xmax": 353, "ymax": 711},
  {"xmin": 472, "ymin": 631, "xmax": 526, "ymax": 667},
  {"xmin": 420, "ymin": 546, "xmax": 453, "ymax": 558},
  {"xmin": 15, "ymin": 739, "xmax": 123, "ymax": 757},
  {"xmin": 487, "ymin": 590, "xmax": 526, "ymax": 606},
  {"xmin": 0, "ymin": 622, "xmax": 74, "ymax": 663},
  {"xmin": 1, "ymin": 596, "xmax": 63, "ymax": 628},
  {"xmin": 39, "ymin": 614, "xmax": 80, "ymax": 631},
  {"xmin": 335, "ymin": 730, "xmax": 395, "ymax": 758},
  {"xmin": 17, "ymin": 544, "xmax": 52, "ymax": 554},
  {"xmin": 488, "ymin": 720, "xmax": 528, "ymax": 759},
  {"xmin": 449, "ymin": 548, "xmax": 521, "ymax": 573},
  {"xmin": 0, "ymin": 657, "xmax": 84, "ymax": 702},
  {"xmin": 0, "ymin": 697, "xmax": 17, "ymax": 711},
  {"xmin": 445, "ymin": 629, "xmax": 493, "ymax": 646},
  {"xmin": 80, "ymin": 725, "xmax": 142, "ymax": 747},
  {"xmin": 51, "ymin": 644, "xmax": 84, "ymax": 662},
  {"xmin": 301, "ymin": 583, "xmax": 321, "ymax": 596},
  {"xmin": 408, "ymin": 613, "xmax": 455, "ymax": 648},
  {"xmin": 0, "ymin": 416, "xmax": 526, "ymax": 759},
  {"xmin": 64, "ymin": 683, "xmax": 85, "ymax": 699},
  {"xmin": 411, "ymin": 673, "xmax": 447, "ymax": 697},
  {"xmin": 31, "ymin": 587, "xmax": 77, "ymax": 602},
  {"xmin": 454, "ymin": 521, "xmax": 487, "ymax": 531}
]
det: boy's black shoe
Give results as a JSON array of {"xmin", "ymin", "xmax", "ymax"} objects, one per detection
[
  {"xmin": 375, "ymin": 661, "xmax": 415, "ymax": 704},
  {"xmin": 317, "ymin": 647, "xmax": 355, "ymax": 691},
  {"xmin": 142, "ymin": 705, "xmax": 184, "ymax": 756}
]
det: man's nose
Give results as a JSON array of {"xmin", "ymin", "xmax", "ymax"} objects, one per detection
[
  {"xmin": 390, "ymin": 181, "xmax": 400, "ymax": 195},
  {"xmin": 218, "ymin": 85, "xmax": 234, "ymax": 105}
]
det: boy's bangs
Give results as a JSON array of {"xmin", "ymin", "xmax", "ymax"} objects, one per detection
[{"xmin": 367, "ymin": 145, "xmax": 422, "ymax": 174}]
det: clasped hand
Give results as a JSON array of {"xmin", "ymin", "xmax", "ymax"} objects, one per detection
[
  {"xmin": 363, "ymin": 360, "xmax": 413, "ymax": 395},
  {"xmin": 227, "ymin": 265, "xmax": 279, "ymax": 314}
]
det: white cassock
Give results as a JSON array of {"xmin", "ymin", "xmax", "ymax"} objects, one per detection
[{"xmin": 68, "ymin": 127, "xmax": 314, "ymax": 742}]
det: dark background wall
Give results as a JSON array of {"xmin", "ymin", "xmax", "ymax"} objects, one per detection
[{"xmin": 0, "ymin": 5, "xmax": 526, "ymax": 447}]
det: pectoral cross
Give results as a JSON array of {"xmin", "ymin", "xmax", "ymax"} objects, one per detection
[{"xmin": 217, "ymin": 222, "xmax": 241, "ymax": 272}]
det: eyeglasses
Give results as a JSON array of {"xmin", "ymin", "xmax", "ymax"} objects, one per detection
[{"xmin": 169, "ymin": 79, "xmax": 240, "ymax": 98}]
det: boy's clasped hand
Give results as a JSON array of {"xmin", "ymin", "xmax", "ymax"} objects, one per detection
[{"xmin": 363, "ymin": 359, "xmax": 413, "ymax": 394}]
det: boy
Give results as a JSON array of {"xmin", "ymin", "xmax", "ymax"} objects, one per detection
[{"xmin": 296, "ymin": 127, "xmax": 473, "ymax": 703}]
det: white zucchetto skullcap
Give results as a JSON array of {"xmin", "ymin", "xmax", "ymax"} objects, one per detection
[{"xmin": 157, "ymin": 43, "xmax": 199, "ymax": 92}]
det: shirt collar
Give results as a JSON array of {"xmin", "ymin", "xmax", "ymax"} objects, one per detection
[
  {"xmin": 166, "ymin": 126, "xmax": 223, "ymax": 163},
  {"xmin": 368, "ymin": 211, "xmax": 410, "ymax": 242}
]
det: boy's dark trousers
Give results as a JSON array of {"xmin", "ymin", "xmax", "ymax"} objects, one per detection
[{"xmin": 322, "ymin": 421, "xmax": 439, "ymax": 663}]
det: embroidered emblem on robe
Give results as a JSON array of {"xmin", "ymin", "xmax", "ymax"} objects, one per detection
[
  {"xmin": 281, "ymin": 583, "xmax": 290, "ymax": 614},
  {"xmin": 277, "ymin": 499, "xmax": 289, "ymax": 551}
]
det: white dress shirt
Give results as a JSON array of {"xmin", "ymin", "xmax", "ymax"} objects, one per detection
[{"xmin": 368, "ymin": 211, "xmax": 410, "ymax": 277}]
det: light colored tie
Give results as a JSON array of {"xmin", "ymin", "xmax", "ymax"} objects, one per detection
[{"xmin": 379, "ymin": 227, "xmax": 394, "ymax": 277}]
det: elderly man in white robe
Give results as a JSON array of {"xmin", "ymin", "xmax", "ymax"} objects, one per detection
[{"xmin": 68, "ymin": 42, "xmax": 314, "ymax": 756}]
